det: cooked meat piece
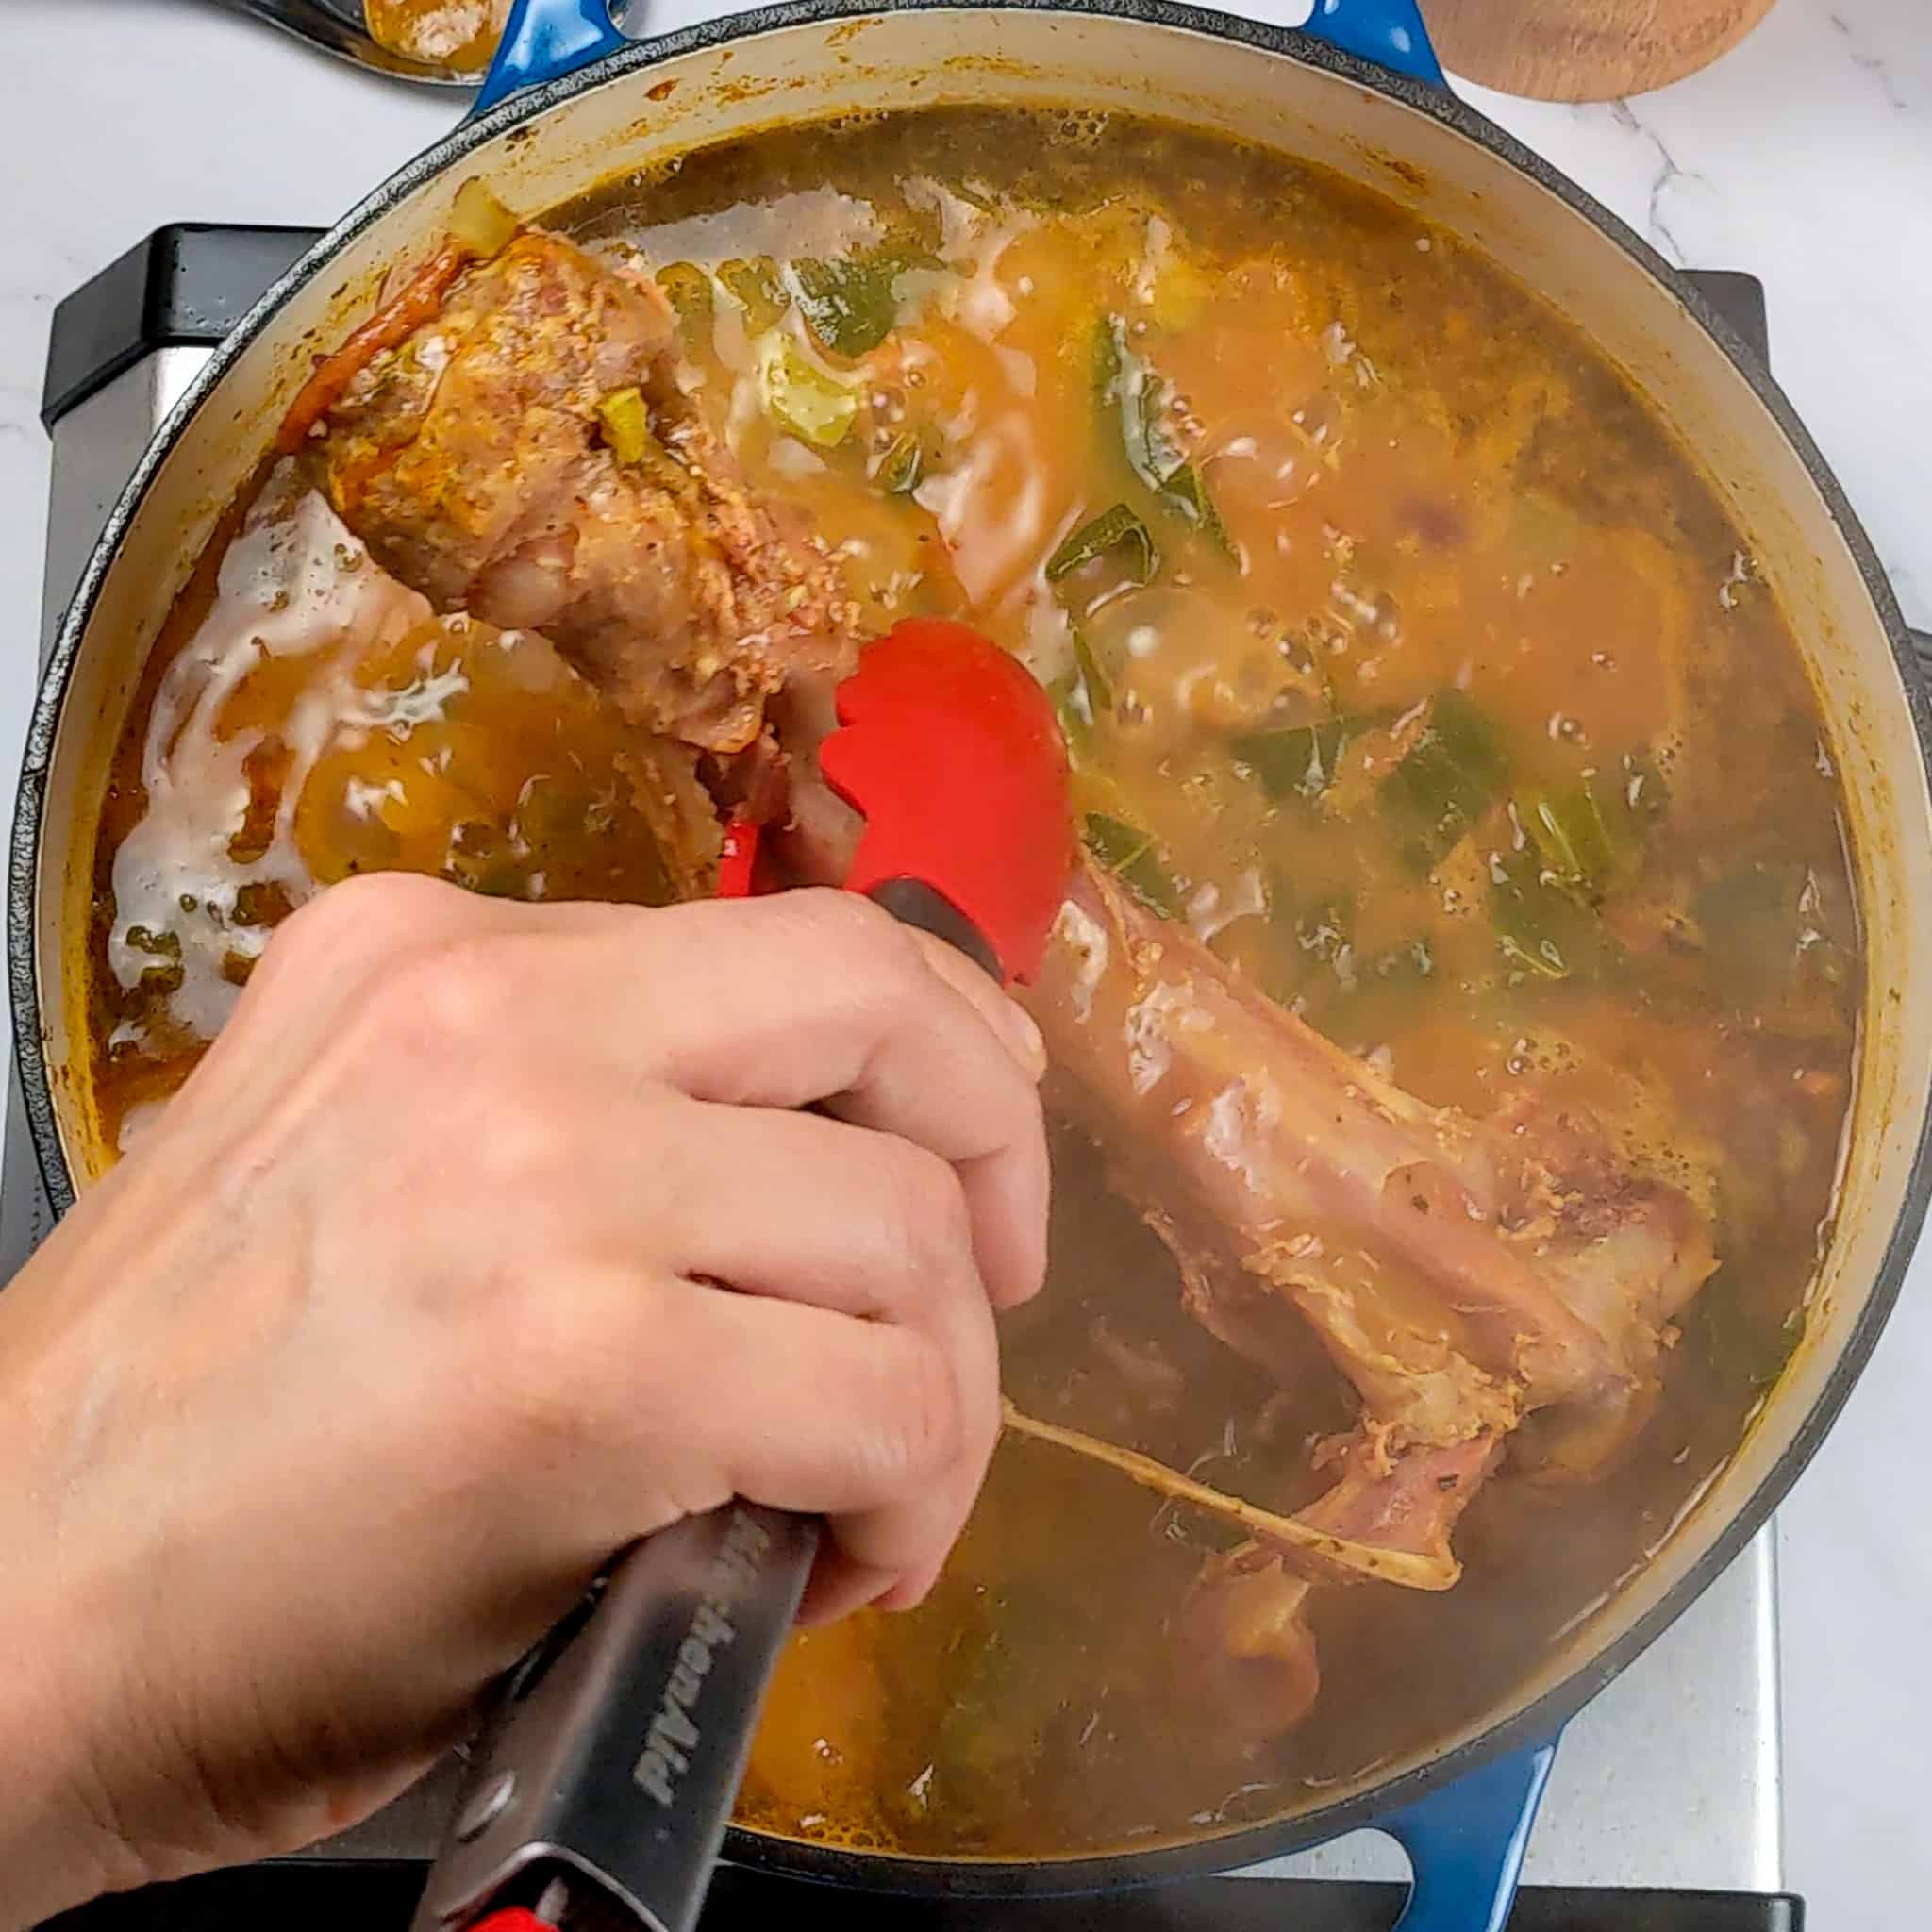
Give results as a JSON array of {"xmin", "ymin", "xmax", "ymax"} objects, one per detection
[
  {"xmin": 1293, "ymin": 1429, "xmax": 1501, "ymax": 1573},
  {"xmin": 1179, "ymin": 1543, "xmax": 1322, "ymax": 1750},
  {"xmin": 1035, "ymin": 858, "xmax": 1619, "ymax": 1414},
  {"xmin": 1175, "ymin": 1430, "xmax": 1491, "ymax": 1734},
  {"xmin": 299, "ymin": 232, "xmax": 858, "ymax": 757},
  {"xmin": 613, "ymin": 736, "xmax": 727, "ymax": 903},
  {"xmin": 1025, "ymin": 853, "xmax": 1717, "ymax": 1556}
]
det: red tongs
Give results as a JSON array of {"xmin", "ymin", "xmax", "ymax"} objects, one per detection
[
  {"xmin": 718, "ymin": 617, "xmax": 1073, "ymax": 978},
  {"xmin": 414, "ymin": 620, "xmax": 1070, "ymax": 1932}
]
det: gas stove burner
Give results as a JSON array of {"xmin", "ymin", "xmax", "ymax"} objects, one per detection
[{"xmin": 22, "ymin": 228, "xmax": 1809, "ymax": 1932}]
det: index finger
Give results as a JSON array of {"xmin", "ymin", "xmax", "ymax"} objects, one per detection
[{"xmin": 503, "ymin": 890, "xmax": 1052, "ymax": 1310}]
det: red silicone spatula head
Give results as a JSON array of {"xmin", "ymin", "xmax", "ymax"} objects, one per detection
[{"xmin": 816, "ymin": 619, "xmax": 1073, "ymax": 985}]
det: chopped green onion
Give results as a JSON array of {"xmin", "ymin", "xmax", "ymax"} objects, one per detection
[
  {"xmin": 1094, "ymin": 315, "xmax": 1178, "ymax": 491},
  {"xmin": 1159, "ymin": 462, "xmax": 1235, "ymax": 556},
  {"xmin": 1048, "ymin": 674, "xmax": 1092, "ymax": 758},
  {"xmin": 1382, "ymin": 689, "xmax": 1508, "ymax": 872},
  {"xmin": 758, "ymin": 336, "xmax": 859, "ymax": 449},
  {"xmin": 595, "ymin": 387, "xmax": 655, "ymax": 468},
  {"xmin": 1046, "ymin": 503, "xmax": 1157, "ymax": 587},
  {"xmin": 718, "ymin": 257, "xmax": 791, "ymax": 332},
  {"xmin": 1083, "ymin": 811, "xmax": 1182, "ymax": 915}
]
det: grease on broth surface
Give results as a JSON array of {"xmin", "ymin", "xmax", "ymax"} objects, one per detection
[{"xmin": 85, "ymin": 109, "xmax": 1857, "ymax": 1857}]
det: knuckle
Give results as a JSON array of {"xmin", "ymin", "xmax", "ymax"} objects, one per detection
[
  {"xmin": 876, "ymin": 1332, "xmax": 971, "ymax": 1490},
  {"xmin": 279, "ymin": 869, "xmax": 456, "ymax": 959},
  {"xmin": 474, "ymin": 1266, "xmax": 629, "ymax": 1449},
  {"xmin": 789, "ymin": 890, "xmax": 924, "ymax": 997},
  {"xmin": 255, "ymin": 872, "xmax": 461, "ymax": 1002},
  {"xmin": 359, "ymin": 931, "xmax": 515, "ymax": 1066},
  {"xmin": 877, "ymin": 1141, "xmax": 974, "ymax": 1282},
  {"xmin": 471, "ymin": 1076, "xmax": 577, "ymax": 1193}
]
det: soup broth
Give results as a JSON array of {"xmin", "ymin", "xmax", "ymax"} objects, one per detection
[{"xmin": 83, "ymin": 108, "xmax": 1858, "ymax": 1858}]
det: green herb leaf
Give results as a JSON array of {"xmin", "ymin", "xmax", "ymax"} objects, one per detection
[
  {"xmin": 1382, "ymin": 689, "xmax": 1509, "ymax": 872},
  {"xmin": 1160, "ymin": 461, "xmax": 1235, "ymax": 556},
  {"xmin": 1523, "ymin": 784, "xmax": 1617, "ymax": 900},
  {"xmin": 1049, "ymin": 673, "xmax": 1092, "ymax": 757},
  {"xmin": 1046, "ymin": 503, "xmax": 1157, "ymax": 587},
  {"xmin": 1096, "ymin": 314, "xmax": 1183, "ymax": 493},
  {"xmin": 929, "ymin": 1581, "xmax": 1087, "ymax": 1798},
  {"xmin": 1233, "ymin": 717, "xmax": 1353, "ymax": 802},
  {"xmin": 655, "ymin": 262, "xmax": 714, "ymax": 347},
  {"xmin": 1693, "ymin": 860, "xmax": 1854, "ymax": 1004},
  {"xmin": 1094, "ymin": 314, "xmax": 1233, "ymax": 556},
  {"xmin": 1493, "ymin": 848, "xmax": 1612, "ymax": 983},
  {"xmin": 718, "ymin": 257, "xmax": 791, "ymax": 333},
  {"xmin": 1070, "ymin": 624, "xmax": 1116, "ymax": 721},
  {"xmin": 1083, "ymin": 811, "xmax": 1182, "ymax": 915},
  {"xmin": 793, "ymin": 245, "xmax": 935, "ymax": 358}
]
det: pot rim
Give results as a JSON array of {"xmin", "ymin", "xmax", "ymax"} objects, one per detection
[{"xmin": 13, "ymin": 0, "xmax": 1929, "ymax": 1891}]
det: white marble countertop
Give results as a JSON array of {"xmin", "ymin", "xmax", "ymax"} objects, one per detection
[{"xmin": 0, "ymin": 0, "xmax": 1927, "ymax": 1923}]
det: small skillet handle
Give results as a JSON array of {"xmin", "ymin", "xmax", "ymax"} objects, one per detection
[
  {"xmin": 475, "ymin": 0, "xmax": 628, "ymax": 113},
  {"xmin": 1379, "ymin": 1737, "xmax": 1559, "ymax": 1932},
  {"xmin": 1298, "ymin": 0, "xmax": 1446, "ymax": 87}
]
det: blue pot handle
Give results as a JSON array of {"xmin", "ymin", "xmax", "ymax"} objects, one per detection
[
  {"xmin": 475, "ymin": 0, "xmax": 1445, "ymax": 114},
  {"xmin": 475, "ymin": 0, "xmax": 627, "ymax": 112},
  {"xmin": 1379, "ymin": 1738, "xmax": 1559, "ymax": 1932},
  {"xmin": 1302, "ymin": 0, "xmax": 1444, "ymax": 86}
]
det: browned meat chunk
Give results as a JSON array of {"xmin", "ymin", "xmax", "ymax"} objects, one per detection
[{"xmin": 299, "ymin": 233, "xmax": 858, "ymax": 757}]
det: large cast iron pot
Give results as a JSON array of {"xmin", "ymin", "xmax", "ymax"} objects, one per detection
[{"xmin": 14, "ymin": 2, "xmax": 1927, "ymax": 1924}]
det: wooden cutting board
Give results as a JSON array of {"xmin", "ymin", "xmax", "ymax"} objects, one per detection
[{"xmin": 1416, "ymin": 0, "xmax": 1777, "ymax": 101}]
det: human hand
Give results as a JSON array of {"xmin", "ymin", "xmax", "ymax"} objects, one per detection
[{"xmin": 0, "ymin": 874, "xmax": 1047, "ymax": 1922}]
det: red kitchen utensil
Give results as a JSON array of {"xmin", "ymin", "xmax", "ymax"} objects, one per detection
[
  {"xmin": 414, "ymin": 621, "xmax": 1072, "ymax": 1932},
  {"xmin": 822, "ymin": 616, "xmax": 1073, "ymax": 983},
  {"xmin": 717, "ymin": 617, "xmax": 1072, "ymax": 984}
]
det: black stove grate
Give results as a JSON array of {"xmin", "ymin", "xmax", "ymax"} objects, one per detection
[{"xmin": 39, "ymin": 1859, "xmax": 1806, "ymax": 1931}]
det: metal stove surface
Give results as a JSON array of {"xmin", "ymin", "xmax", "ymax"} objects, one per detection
[{"xmin": 19, "ymin": 238, "xmax": 1790, "ymax": 1927}]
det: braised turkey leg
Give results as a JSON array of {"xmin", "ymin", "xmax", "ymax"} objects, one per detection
[
  {"xmin": 1030, "ymin": 855, "xmax": 1716, "ymax": 1570},
  {"xmin": 296, "ymin": 231, "xmax": 858, "ymax": 759}
]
